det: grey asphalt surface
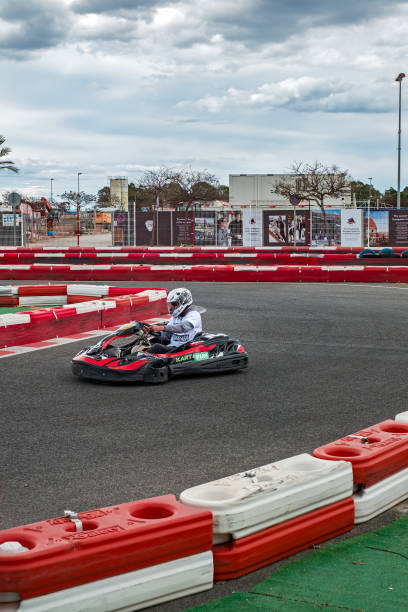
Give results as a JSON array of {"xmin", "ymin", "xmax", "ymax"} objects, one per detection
[{"xmin": 1, "ymin": 281, "xmax": 408, "ymax": 611}]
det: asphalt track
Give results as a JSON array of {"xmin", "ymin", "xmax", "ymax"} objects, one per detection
[{"xmin": 1, "ymin": 281, "xmax": 408, "ymax": 611}]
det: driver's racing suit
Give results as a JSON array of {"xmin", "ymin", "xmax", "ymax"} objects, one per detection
[{"xmin": 148, "ymin": 306, "xmax": 202, "ymax": 354}]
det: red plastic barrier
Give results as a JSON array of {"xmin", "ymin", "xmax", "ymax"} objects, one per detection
[
  {"xmin": 18, "ymin": 285, "xmax": 67, "ymax": 297},
  {"xmin": 0, "ymin": 287, "xmax": 168, "ymax": 348},
  {"xmin": 67, "ymin": 295, "xmax": 96, "ymax": 303},
  {"xmin": 0, "ymin": 297, "xmax": 18, "ymax": 306},
  {"xmin": 383, "ymin": 266, "xmax": 408, "ymax": 283},
  {"xmin": 298, "ymin": 265, "xmax": 330, "ymax": 282},
  {"xmin": 313, "ymin": 420, "xmax": 408, "ymax": 487},
  {"xmin": 0, "ymin": 495, "xmax": 212, "ymax": 599},
  {"xmin": 213, "ymin": 498, "xmax": 354, "ymax": 580},
  {"xmin": 2, "ymin": 263, "xmax": 408, "ymax": 282}
]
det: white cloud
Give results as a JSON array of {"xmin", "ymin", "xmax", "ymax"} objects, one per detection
[{"xmin": 0, "ymin": 0, "xmax": 407, "ymax": 197}]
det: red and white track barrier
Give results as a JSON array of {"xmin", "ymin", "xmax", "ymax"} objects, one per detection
[
  {"xmin": 180, "ymin": 454, "xmax": 352, "ymax": 544},
  {"xmin": 212, "ymin": 498, "xmax": 354, "ymax": 580},
  {"xmin": 353, "ymin": 466, "xmax": 408, "ymax": 523},
  {"xmin": 0, "ymin": 246, "xmax": 406, "ymax": 254},
  {"xmin": 0, "ymin": 286, "xmax": 167, "ymax": 349},
  {"xmin": 0, "ymin": 496, "xmax": 213, "ymax": 607},
  {"xmin": 0, "ymin": 251, "xmax": 377, "ymax": 265},
  {"xmin": 180, "ymin": 454, "xmax": 354, "ymax": 580},
  {"xmin": 1, "ymin": 263, "xmax": 408, "ymax": 282},
  {"xmin": 313, "ymin": 420, "xmax": 408, "ymax": 488},
  {"xmin": 5, "ymin": 552, "xmax": 213, "ymax": 612},
  {"xmin": 314, "ymin": 419, "xmax": 408, "ymax": 524}
]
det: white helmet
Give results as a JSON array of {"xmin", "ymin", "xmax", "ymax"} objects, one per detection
[{"xmin": 167, "ymin": 287, "xmax": 193, "ymax": 317}]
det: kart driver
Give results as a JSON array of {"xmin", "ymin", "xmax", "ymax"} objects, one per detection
[{"xmin": 147, "ymin": 287, "xmax": 202, "ymax": 354}]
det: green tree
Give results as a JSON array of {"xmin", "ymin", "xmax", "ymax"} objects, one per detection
[
  {"xmin": 350, "ymin": 181, "xmax": 381, "ymax": 205},
  {"xmin": 60, "ymin": 190, "xmax": 96, "ymax": 210},
  {"xmin": 273, "ymin": 161, "xmax": 351, "ymax": 245},
  {"xmin": 217, "ymin": 184, "xmax": 229, "ymax": 201},
  {"xmin": 0, "ymin": 135, "xmax": 19, "ymax": 173},
  {"xmin": 97, "ymin": 186, "xmax": 111, "ymax": 206}
]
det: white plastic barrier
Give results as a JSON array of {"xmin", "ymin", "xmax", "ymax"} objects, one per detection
[
  {"xmin": 9, "ymin": 552, "xmax": 213, "ymax": 612},
  {"xmin": 71, "ymin": 300, "xmax": 116, "ymax": 314},
  {"xmin": 66, "ymin": 284, "xmax": 110, "ymax": 297},
  {"xmin": 0, "ymin": 285, "xmax": 17, "ymax": 296},
  {"xmin": 354, "ymin": 466, "xmax": 408, "ymax": 523},
  {"xmin": 0, "ymin": 313, "xmax": 31, "ymax": 329},
  {"xmin": 19, "ymin": 296, "xmax": 67, "ymax": 307},
  {"xmin": 395, "ymin": 411, "xmax": 408, "ymax": 424},
  {"xmin": 180, "ymin": 453, "xmax": 353, "ymax": 543}
]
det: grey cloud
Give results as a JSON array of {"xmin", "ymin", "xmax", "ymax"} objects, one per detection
[
  {"xmin": 211, "ymin": 0, "xmax": 402, "ymax": 45},
  {"xmin": 70, "ymin": 0, "xmax": 160, "ymax": 14},
  {"xmin": 0, "ymin": 0, "xmax": 71, "ymax": 54}
]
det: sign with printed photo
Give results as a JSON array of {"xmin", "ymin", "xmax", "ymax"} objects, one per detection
[
  {"xmin": 366, "ymin": 210, "xmax": 389, "ymax": 246},
  {"xmin": 341, "ymin": 209, "xmax": 364, "ymax": 247},
  {"xmin": 242, "ymin": 209, "xmax": 263, "ymax": 246}
]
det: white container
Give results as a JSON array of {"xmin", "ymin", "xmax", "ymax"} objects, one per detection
[
  {"xmin": 180, "ymin": 453, "xmax": 353, "ymax": 542},
  {"xmin": 11, "ymin": 551, "xmax": 213, "ymax": 612},
  {"xmin": 354, "ymin": 466, "xmax": 408, "ymax": 523},
  {"xmin": 395, "ymin": 411, "xmax": 408, "ymax": 424}
]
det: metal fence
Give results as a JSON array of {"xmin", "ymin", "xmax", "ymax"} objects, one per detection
[
  {"xmin": 0, "ymin": 211, "xmax": 114, "ymax": 248},
  {"xmin": 1, "ymin": 205, "xmax": 408, "ymax": 248}
]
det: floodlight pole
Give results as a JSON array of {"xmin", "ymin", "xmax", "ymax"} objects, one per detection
[{"xmin": 396, "ymin": 73, "xmax": 405, "ymax": 209}]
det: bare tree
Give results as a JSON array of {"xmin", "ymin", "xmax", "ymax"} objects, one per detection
[
  {"xmin": 139, "ymin": 167, "xmax": 176, "ymax": 244},
  {"xmin": 0, "ymin": 135, "xmax": 19, "ymax": 173},
  {"xmin": 273, "ymin": 161, "xmax": 351, "ymax": 245},
  {"xmin": 139, "ymin": 166, "xmax": 220, "ymax": 244}
]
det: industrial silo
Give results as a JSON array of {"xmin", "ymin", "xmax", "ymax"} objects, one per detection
[{"xmin": 109, "ymin": 177, "xmax": 128, "ymax": 210}]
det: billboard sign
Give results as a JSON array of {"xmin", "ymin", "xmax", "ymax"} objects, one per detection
[{"xmin": 341, "ymin": 209, "xmax": 364, "ymax": 246}]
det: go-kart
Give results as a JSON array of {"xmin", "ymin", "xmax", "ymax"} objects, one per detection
[{"xmin": 71, "ymin": 320, "xmax": 248, "ymax": 384}]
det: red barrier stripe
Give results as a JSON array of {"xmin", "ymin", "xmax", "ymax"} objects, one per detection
[{"xmin": 18, "ymin": 284, "xmax": 68, "ymax": 296}]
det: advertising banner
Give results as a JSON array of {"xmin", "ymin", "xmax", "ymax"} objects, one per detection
[
  {"xmin": 262, "ymin": 210, "xmax": 309, "ymax": 245},
  {"xmin": 136, "ymin": 211, "xmax": 172, "ymax": 246},
  {"xmin": 341, "ymin": 209, "xmax": 364, "ymax": 247},
  {"xmin": 194, "ymin": 212, "xmax": 215, "ymax": 246},
  {"xmin": 389, "ymin": 211, "xmax": 408, "ymax": 246},
  {"xmin": 173, "ymin": 212, "xmax": 193, "ymax": 245},
  {"xmin": 366, "ymin": 210, "xmax": 389, "ymax": 247},
  {"xmin": 242, "ymin": 208, "xmax": 263, "ymax": 246}
]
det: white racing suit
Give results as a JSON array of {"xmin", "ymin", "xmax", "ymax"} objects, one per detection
[{"xmin": 149, "ymin": 306, "xmax": 202, "ymax": 353}]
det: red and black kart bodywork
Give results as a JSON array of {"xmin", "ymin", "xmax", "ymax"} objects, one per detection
[{"xmin": 72, "ymin": 322, "xmax": 248, "ymax": 384}]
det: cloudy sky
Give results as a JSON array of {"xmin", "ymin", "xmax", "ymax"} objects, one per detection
[{"xmin": 1, "ymin": 0, "xmax": 408, "ymax": 199}]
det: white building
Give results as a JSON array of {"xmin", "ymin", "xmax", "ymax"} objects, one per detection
[{"xmin": 229, "ymin": 174, "xmax": 352, "ymax": 209}]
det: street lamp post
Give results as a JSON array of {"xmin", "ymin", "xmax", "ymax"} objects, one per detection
[
  {"xmin": 367, "ymin": 177, "xmax": 372, "ymax": 247},
  {"xmin": 77, "ymin": 172, "xmax": 82, "ymax": 247},
  {"xmin": 50, "ymin": 178, "xmax": 54, "ymax": 205},
  {"xmin": 396, "ymin": 73, "xmax": 405, "ymax": 209}
]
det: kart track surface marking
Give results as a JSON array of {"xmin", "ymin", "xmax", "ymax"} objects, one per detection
[{"xmin": 1, "ymin": 281, "xmax": 408, "ymax": 612}]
